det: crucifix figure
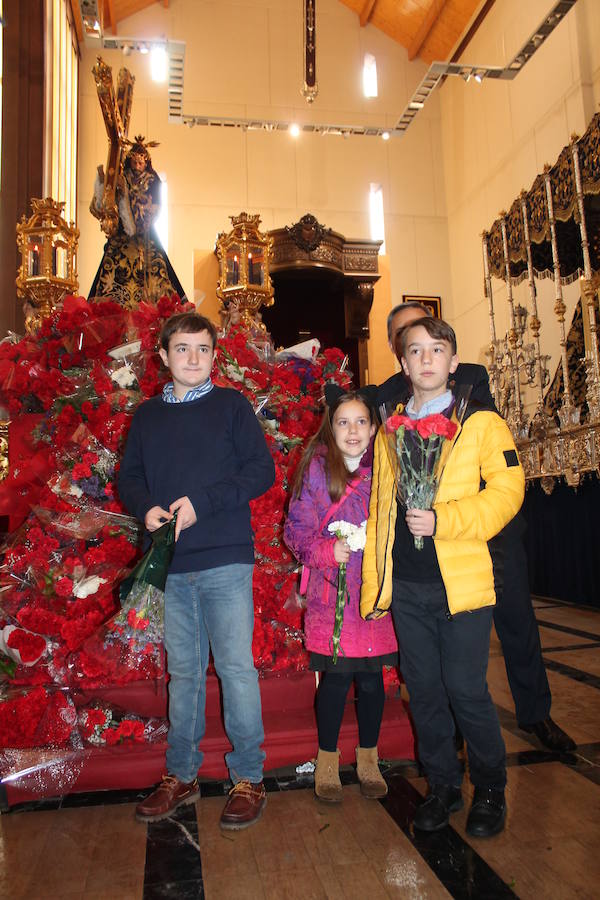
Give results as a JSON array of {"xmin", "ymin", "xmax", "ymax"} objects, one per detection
[{"xmin": 90, "ymin": 57, "xmax": 135, "ymax": 238}]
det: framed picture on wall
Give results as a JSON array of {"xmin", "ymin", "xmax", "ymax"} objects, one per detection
[{"xmin": 402, "ymin": 295, "xmax": 442, "ymax": 319}]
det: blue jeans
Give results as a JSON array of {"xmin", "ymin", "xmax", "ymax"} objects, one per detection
[
  {"xmin": 164, "ymin": 564, "xmax": 265, "ymax": 784},
  {"xmin": 392, "ymin": 579, "xmax": 506, "ymax": 791}
]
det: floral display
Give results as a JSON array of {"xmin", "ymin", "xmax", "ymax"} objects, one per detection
[
  {"xmin": 0, "ymin": 294, "xmax": 361, "ymax": 773},
  {"xmin": 326, "ymin": 520, "xmax": 367, "ymax": 662}
]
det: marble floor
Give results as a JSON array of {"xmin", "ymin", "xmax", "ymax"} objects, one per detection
[{"xmin": 2, "ymin": 595, "xmax": 600, "ymax": 899}]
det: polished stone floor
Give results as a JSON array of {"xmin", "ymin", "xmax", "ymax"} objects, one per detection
[{"xmin": 2, "ymin": 595, "xmax": 600, "ymax": 899}]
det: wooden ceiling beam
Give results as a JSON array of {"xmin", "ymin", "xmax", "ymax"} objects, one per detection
[
  {"xmin": 408, "ymin": 0, "xmax": 448, "ymax": 61},
  {"xmin": 359, "ymin": 0, "xmax": 377, "ymax": 28},
  {"xmin": 70, "ymin": 0, "xmax": 84, "ymax": 44},
  {"xmin": 106, "ymin": 0, "xmax": 117, "ymax": 34}
]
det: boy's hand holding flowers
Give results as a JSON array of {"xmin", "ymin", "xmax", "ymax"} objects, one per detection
[
  {"xmin": 169, "ymin": 496, "xmax": 197, "ymax": 540},
  {"xmin": 145, "ymin": 506, "xmax": 172, "ymax": 532},
  {"xmin": 405, "ymin": 508, "xmax": 436, "ymax": 538},
  {"xmin": 145, "ymin": 497, "xmax": 197, "ymax": 540}
]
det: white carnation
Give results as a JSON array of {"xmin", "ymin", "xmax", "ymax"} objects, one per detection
[
  {"xmin": 328, "ymin": 519, "xmax": 367, "ymax": 552},
  {"xmin": 73, "ymin": 576, "xmax": 107, "ymax": 599},
  {"xmin": 346, "ymin": 521, "xmax": 367, "ymax": 552}
]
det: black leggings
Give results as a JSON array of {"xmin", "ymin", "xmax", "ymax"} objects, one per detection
[{"xmin": 316, "ymin": 670, "xmax": 385, "ymax": 752}]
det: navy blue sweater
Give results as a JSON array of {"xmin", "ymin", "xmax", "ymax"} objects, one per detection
[{"xmin": 118, "ymin": 386, "xmax": 275, "ymax": 573}]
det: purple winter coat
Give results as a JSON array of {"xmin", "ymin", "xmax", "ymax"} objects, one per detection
[{"xmin": 284, "ymin": 449, "xmax": 398, "ymax": 661}]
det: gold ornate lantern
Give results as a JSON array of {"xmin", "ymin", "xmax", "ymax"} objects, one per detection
[
  {"xmin": 215, "ymin": 213, "xmax": 274, "ymax": 327},
  {"xmin": 16, "ymin": 198, "xmax": 79, "ymax": 331}
]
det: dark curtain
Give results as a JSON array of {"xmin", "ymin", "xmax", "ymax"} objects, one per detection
[{"xmin": 523, "ymin": 477, "xmax": 600, "ymax": 607}]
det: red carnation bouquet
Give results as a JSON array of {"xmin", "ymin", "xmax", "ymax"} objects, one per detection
[{"xmin": 380, "ymin": 390, "xmax": 470, "ymax": 550}]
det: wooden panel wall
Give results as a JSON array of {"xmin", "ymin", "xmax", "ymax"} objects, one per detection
[{"xmin": 0, "ymin": 0, "xmax": 45, "ymax": 336}]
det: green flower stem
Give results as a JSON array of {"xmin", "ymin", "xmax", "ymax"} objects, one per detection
[
  {"xmin": 331, "ymin": 562, "xmax": 348, "ymax": 664},
  {"xmin": 0, "ymin": 656, "xmax": 17, "ymax": 678}
]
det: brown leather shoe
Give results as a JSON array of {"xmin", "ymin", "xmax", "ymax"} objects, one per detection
[
  {"xmin": 135, "ymin": 775, "xmax": 200, "ymax": 822},
  {"xmin": 219, "ymin": 780, "xmax": 266, "ymax": 831}
]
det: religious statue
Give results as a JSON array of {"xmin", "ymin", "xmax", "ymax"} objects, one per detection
[
  {"xmin": 88, "ymin": 59, "xmax": 185, "ymax": 308},
  {"xmin": 89, "ymin": 135, "xmax": 186, "ymax": 307}
]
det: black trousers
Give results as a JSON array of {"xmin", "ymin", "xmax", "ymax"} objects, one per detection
[
  {"xmin": 392, "ymin": 579, "xmax": 506, "ymax": 791},
  {"xmin": 316, "ymin": 670, "xmax": 385, "ymax": 752},
  {"xmin": 490, "ymin": 516, "xmax": 551, "ymax": 726}
]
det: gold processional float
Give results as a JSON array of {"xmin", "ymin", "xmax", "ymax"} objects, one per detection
[{"xmin": 483, "ymin": 111, "xmax": 600, "ymax": 492}]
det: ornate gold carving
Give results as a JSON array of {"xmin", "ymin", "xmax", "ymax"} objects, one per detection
[
  {"xmin": 286, "ymin": 214, "xmax": 326, "ymax": 252},
  {"xmin": 0, "ymin": 420, "xmax": 9, "ymax": 483}
]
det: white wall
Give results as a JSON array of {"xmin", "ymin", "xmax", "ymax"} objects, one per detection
[{"xmin": 438, "ymin": 0, "xmax": 600, "ymax": 406}]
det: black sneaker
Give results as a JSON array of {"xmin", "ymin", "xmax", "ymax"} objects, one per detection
[
  {"xmin": 413, "ymin": 784, "xmax": 463, "ymax": 832},
  {"xmin": 466, "ymin": 787, "xmax": 506, "ymax": 838}
]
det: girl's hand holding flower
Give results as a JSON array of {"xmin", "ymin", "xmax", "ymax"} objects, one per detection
[{"xmin": 333, "ymin": 538, "xmax": 351, "ymax": 565}]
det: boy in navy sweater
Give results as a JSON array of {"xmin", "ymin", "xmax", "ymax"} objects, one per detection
[{"xmin": 119, "ymin": 312, "xmax": 275, "ymax": 829}]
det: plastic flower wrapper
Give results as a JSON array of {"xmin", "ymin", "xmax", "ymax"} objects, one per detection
[
  {"xmin": 77, "ymin": 698, "xmax": 168, "ymax": 747},
  {"xmin": 69, "ymin": 515, "xmax": 177, "ymax": 686},
  {"xmin": 57, "ymin": 306, "xmax": 127, "ymax": 366},
  {"xmin": 0, "ymin": 683, "xmax": 89, "ymax": 800},
  {"xmin": 48, "ymin": 424, "xmax": 118, "ymax": 505},
  {"xmin": 379, "ymin": 387, "xmax": 471, "ymax": 550},
  {"xmin": 31, "ymin": 505, "xmax": 141, "ymax": 545},
  {"xmin": 326, "ymin": 520, "xmax": 367, "ymax": 664}
]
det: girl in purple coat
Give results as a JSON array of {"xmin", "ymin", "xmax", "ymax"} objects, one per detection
[{"xmin": 284, "ymin": 387, "xmax": 398, "ymax": 803}]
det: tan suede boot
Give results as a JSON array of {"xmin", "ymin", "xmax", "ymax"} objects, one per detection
[
  {"xmin": 356, "ymin": 746, "xmax": 388, "ymax": 799},
  {"xmin": 314, "ymin": 749, "xmax": 342, "ymax": 803}
]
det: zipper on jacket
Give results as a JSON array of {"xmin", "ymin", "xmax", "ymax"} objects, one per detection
[{"xmin": 372, "ymin": 499, "xmax": 394, "ymax": 612}]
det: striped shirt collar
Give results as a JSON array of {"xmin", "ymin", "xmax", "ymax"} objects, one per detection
[{"xmin": 162, "ymin": 379, "xmax": 214, "ymax": 403}]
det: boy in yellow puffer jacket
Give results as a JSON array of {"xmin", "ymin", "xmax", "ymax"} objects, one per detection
[{"xmin": 361, "ymin": 316, "xmax": 524, "ymax": 839}]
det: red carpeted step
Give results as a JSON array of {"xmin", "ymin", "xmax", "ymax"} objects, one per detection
[{"xmin": 3, "ymin": 673, "xmax": 414, "ymax": 806}]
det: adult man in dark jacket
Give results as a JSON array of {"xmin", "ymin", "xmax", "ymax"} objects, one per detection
[{"xmin": 378, "ymin": 301, "xmax": 575, "ymax": 753}]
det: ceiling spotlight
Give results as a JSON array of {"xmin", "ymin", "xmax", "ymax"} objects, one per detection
[
  {"xmin": 382, "ymin": 131, "xmax": 390, "ymax": 141},
  {"xmin": 474, "ymin": 71, "xmax": 483, "ymax": 83},
  {"xmin": 409, "ymin": 100, "xmax": 424, "ymax": 110},
  {"xmin": 139, "ymin": 44, "xmax": 149, "ymax": 54},
  {"xmin": 289, "ymin": 123, "xmax": 300, "ymax": 138},
  {"xmin": 122, "ymin": 44, "xmax": 132, "ymax": 56},
  {"xmin": 462, "ymin": 71, "xmax": 472, "ymax": 83}
]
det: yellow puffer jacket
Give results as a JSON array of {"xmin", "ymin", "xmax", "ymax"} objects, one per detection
[{"xmin": 360, "ymin": 406, "xmax": 525, "ymax": 619}]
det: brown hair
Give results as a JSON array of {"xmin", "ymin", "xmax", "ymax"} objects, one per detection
[
  {"xmin": 400, "ymin": 316, "xmax": 457, "ymax": 356},
  {"xmin": 160, "ymin": 312, "xmax": 218, "ymax": 351},
  {"xmin": 292, "ymin": 391, "xmax": 374, "ymax": 502}
]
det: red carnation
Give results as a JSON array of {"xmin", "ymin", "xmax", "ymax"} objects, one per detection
[
  {"xmin": 55, "ymin": 576, "xmax": 73, "ymax": 598},
  {"xmin": 6, "ymin": 628, "xmax": 47, "ymax": 663}
]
